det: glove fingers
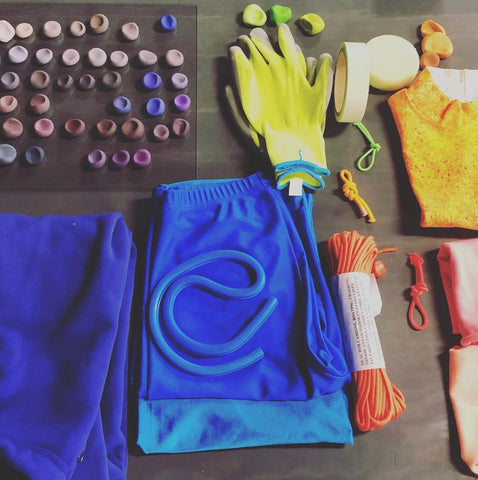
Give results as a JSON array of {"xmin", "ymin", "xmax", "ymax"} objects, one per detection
[
  {"xmin": 251, "ymin": 29, "xmax": 307, "ymax": 76},
  {"xmin": 224, "ymin": 84, "xmax": 262, "ymax": 149},
  {"xmin": 225, "ymin": 84, "xmax": 252, "ymax": 138},
  {"xmin": 250, "ymin": 27, "xmax": 274, "ymax": 51},
  {"xmin": 237, "ymin": 34, "xmax": 268, "ymax": 68},
  {"xmin": 306, "ymin": 56, "xmax": 317, "ymax": 85},
  {"xmin": 313, "ymin": 53, "xmax": 334, "ymax": 126},
  {"xmin": 277, "ymin": 23, "xmax": 303, "ymax": 71},
  {"xmin": 294, "ymin": 43, "xmax": 307, "ymax": 76},
  {"xmin": 229, "ymin": 45, "xmax": 253, "ymax": 101}
]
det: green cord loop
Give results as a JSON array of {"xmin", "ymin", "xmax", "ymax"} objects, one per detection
[{"xmin": 353, "ymin": 121, "xmax": 381, "ymax": 172}]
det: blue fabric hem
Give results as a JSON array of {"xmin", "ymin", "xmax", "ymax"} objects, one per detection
[
  {"xmin": 0, "ymin": 438, "xmax": 67, "ymax": 480},
  {"xmin": 137, "ymin": 392, "xmax": 353, "ymax": 454}
]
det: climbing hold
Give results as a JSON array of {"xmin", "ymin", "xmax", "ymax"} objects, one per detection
[
  {"xmin": 242, "ymin": 4, "xmax": 267, "ymax": 27},
  {"xmin": 269, "ymin": 5, "xmax": 292, "ymax": 25},
  {"xmin": 298, "ymin": 13, "xmax": 325, "ymax": 35}
]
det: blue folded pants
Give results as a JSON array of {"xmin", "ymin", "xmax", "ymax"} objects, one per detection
[
  {"xmin": 137, "ymin": 173, "xmax": 352, "ymax": 453},
  {"xmin": 0, "ymin": 213, "xmax": 136, "ymax": 480}
]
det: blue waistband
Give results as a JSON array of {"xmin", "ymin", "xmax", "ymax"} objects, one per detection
[{"xmin": 153, "ymin": 172, "xmax": 271, "ymax": 206}]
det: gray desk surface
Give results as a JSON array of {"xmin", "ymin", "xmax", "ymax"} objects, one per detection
[{"xmin": 1, "ymin": 1, "xmax": 478, "ymax": 479}]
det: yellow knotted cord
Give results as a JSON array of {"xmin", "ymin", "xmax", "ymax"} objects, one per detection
[{"xmin": 340, "ymin": 169, "xmax": 376, "ymax": 223}]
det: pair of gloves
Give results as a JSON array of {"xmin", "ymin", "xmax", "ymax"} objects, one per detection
[{"xmin": 228, "ymin": 24, "xmax": 333, "ymax": 191}]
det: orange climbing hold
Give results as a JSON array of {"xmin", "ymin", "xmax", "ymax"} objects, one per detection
[
  {"xmin": 421, "ymin": 32, "xmax": 454, "ymax": 59},
  {"xmin": 420, "ymin": 19, "xmax": 446, "ymax": 37},
  {"xmin": 420, "ymin": 51, "xmax": 440, "ymax": 69}
]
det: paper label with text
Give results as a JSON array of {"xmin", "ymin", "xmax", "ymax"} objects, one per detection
[{"xmin": 331, "ymin": 272, "xmax": 385, "ymax": 372}]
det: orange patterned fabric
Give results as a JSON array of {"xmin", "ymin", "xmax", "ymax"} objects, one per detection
[{"xmin": 388, "ymin": 67, "xmax": 478, "ymax": 230}]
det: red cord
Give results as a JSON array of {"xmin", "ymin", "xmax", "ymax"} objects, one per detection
[{"xmin": 407, "ymin": 252, "xmax": 429, "ymax": 331}]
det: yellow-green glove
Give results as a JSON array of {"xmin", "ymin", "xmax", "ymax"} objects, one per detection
[
  {"xmin": 226, "ymin": 28, "xmax": 329, "ymax": 151},
  {"xmin": 229, "ymin": 24, "xmax": 332, "ymax": 190}
]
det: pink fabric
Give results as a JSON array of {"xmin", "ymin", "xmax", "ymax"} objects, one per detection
[
  {"xmin": 449, "ymin": 346, "xmax": 478, "ymax": 475},
  {"xmin": 438, "ymin": 238, "xmax": 478, "ymax": 474},
  {"xmin": 437, "ymin": 238, "xmax": 478, "ymax": 346}
]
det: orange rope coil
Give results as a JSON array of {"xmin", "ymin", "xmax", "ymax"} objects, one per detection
[{"xmin": 327, "ymin": 231, "xmax": 406, "ymax": 431}]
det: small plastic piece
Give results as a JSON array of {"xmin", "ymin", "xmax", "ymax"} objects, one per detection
[
  {"xmin": 30, "ymin": 70, "xmax": 50, "ymax": 90},
  {"xmin": 100, "ymin": 71, "xmax": 122, "ymax": 90},
  {"xmin": 242, "ymin": 4, "xmax": 267, "ymax": 27},
  {"xmin": 25, "ymin": 146, "xmax": 45, "ymax": 166},
  {"xmin": 171, "ymin": 118, "xmax": 190, "ymax": 138},
  {"xmin": 0, "ymin": 72, "xmax": 20, "ymax": 90},
  {"xmin": 269, "ymin": 5, "xmax": 292, "ymax": 25},
  {"xmin": 96, "ymin": 119, "xmax": 117, "ymax": 138},
  {"xmin": 89, "ymin": 14, "xmax": 109, "ymax": 34},
  {"xmin": 29, "ymin": 93, "xmax": 50, "ymax": 115},
  {"xmin": 420, "ymin": 19, "xmax": 446, "ymax": 37},
  {"xmin": 69, "ymin": 20, "xmax": 86, "ymax": 37},
  {"xmin": 15, "ymin": 22, "xmax": 33, "ymax": 39},
  {"xmin": 35, "ymin": 48, "xmax": 53, "ymax": 66},
  {"xmin": 160, "ymin": 14, "xmax": 177, "ymax": 31},
  {"xmin": 61, "ymin": 48, "xmax": 80, "ymax": 67},
  {"xmin": 373, "ymin": 260, "xmax": 386, "ymax": 278},
  {"xmin": 0, "ymin": 144, "xmax": 17, "ymax": 165},
  {"xmin": 87, "ymin": 149, "xmax": 107, "ymax": 169},
  {"xmin": 55, "ymin": 74, "xmax": 74, "ymax": 91},
  {"xmin": 421, "ymin": 32, "xmax": 453, "ymax": 59},
  {"xmin": 110, "ymin": 50, "xmax": 128, "ymax": 68},
  {"xmin": 152, "ymin": 124, "xmax": 169, "ymax": 142},
  {"xmin": 420, "ymin": 51, "xmax": 440, "ymax": 69},
  {"xmin": 64, "ymin": 118, "xmax": 85, "ymax": 137},
  {"xmin": 146, "ymin": 97, "xmax": 165, "ymax": 116},
  {"xmin": 33, "ymin": 118, "xmax": 54, "ymax": 138},
  {"xmin": 0, "ymin": 20, "xmax": 15, "ymax": 43},
  {"xmin": 2, "ymin": 118, "xmax": 23, "ymax": 139},
  {"xmin": 78, "ymin": 74, "xmax": 96, "ymax": 91},
  {"xmin": 142, "ymin": 72, "xmax": 162, "ymax": 90},
  {"xmin": 133, "ymin": 148, "xmax": 151, "ymax": 168},
  {"xmin": 121, "ymin": 22, "xmax": 139, "ymax": 41},
  {"xmin": 298, "ymin": 13, "xmax": 325, "ymax": 35},
  {"xmin": 0, "ymin": 95, "xmax": 17, "ymax": 114},
  {"xmin": 170, "ymin": 72, "xmax": 188, "ymax": 90},
  {"xmin": 88, "ymin": 47, "xmax": 107, "ymax": 67},
  {"xmin": 111, "ymin": 149, "xmax": 130, "ymax": 169},
  {"xmin": 164, "ymin": 49, "xmax": 184, "ymax": 67},
  {"xmin": 43, "ymin": 20, "xmax": 62, "ymax": 39},
  {"xmin": 112, "ymin": 96, "xmax": 131, "ymax": 114},
  {"xmin": 8, "ymin": 45, "xmax": 28, "ymax": 64},
  {"xmin": 137, "ymin": 50, "xmax": 157, "ymax": 67},
  {"xmin": 121, "ymin": 117, "xmax": 145, "ymax": 140},
  {"xmin": 173, "ymin": 93, "xmax": 191, "ymax": 112}
]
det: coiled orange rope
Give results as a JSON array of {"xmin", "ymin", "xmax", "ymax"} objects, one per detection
[{"xmin": 327, "ymin": 230, "xmax": 406, "ymax": 431}]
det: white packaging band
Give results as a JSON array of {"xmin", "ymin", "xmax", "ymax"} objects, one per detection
[
  {"xmin": 333, "ymin": 42, "xmax": 370, "ymax": 123},
  {"xmin": 331, "ymin": 272, "xmax": 385, "ymax": 372}
]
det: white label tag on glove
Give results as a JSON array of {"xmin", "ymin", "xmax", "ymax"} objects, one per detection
[
  {"xmin": 288, "ymin": 178, "xmax": 303, "ymax": 196},
  {"xmin": 331, "ymin": 272, "xmax": 386, "ymax": 372}
]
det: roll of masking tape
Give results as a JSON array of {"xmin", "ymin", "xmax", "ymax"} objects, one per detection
[{"xmin": 334, "ymin": 42, "xmax": 370, "ymax": 123}]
